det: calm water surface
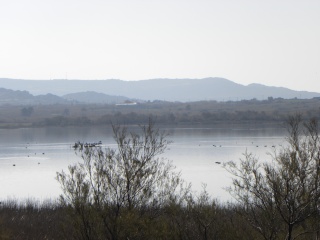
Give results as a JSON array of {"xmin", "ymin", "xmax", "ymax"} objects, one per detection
[{"xmin": 0, "ymin": 123, "xmax": 287, "ymax": 202}]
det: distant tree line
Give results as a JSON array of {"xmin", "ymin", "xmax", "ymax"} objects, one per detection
[
  {"xmin": 34, "ymin": 109, "xmax": 317, "ymax": 127},
  {"xmin": 0, "ymin": 97, "xmax": 320, "ymax": 128}
]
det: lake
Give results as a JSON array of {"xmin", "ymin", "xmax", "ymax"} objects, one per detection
[{"xmin": 0, "ymin": 122, "xmax": 287, "ymax": 202}]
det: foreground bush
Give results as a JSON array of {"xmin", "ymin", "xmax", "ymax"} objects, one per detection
[
  {"xmin": 0, "ymin": 198, "xmax": 259, "ymax": 240},
  {"xmin": 0, "ymin": 199, "xmax": 70, "ymax": 239},
  {"xmin": 56, "ymin": 119, "xmax": 190, "ymax": 239},
  {"xmin": 225, "ymin": 114, "xmax": 320, "ymax": 240}
]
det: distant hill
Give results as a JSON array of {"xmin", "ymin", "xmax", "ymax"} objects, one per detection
[
  {"xmin": 0, "ymin": 78, "xmax": 319, "ymax": 102},
  {"xmin": 0, "ymin": 88, "xmax": 137, "ymax": 106},
  {"xmin": 0, "ymin": 88, "xmax": 69, "ymax": 105},
  {"xmin": 62, "ymin": 91, "xmax": 131, "ymax": 104}
]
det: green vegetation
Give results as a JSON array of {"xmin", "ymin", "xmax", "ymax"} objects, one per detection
[{"xmin": 1, "ymin": 115, "xmax": 320, "ymax": 239}]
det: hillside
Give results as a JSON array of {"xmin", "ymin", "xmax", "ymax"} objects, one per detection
[
  {"xmin": 0, "ymin": 88, "xmax": 68, "ymax": 105},
  {"xmin": 0, "ymin": 88, "xmax": 138, "ymax": 106}
]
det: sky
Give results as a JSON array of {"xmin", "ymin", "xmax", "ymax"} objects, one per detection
[{"xmin": 1, "ymin": 0, "xmax": 320, "ymax": 92}]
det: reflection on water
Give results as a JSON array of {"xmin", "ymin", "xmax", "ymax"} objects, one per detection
[{"xmin": 0, "ymin": 124, "xmax": 287, "ymax": 202}]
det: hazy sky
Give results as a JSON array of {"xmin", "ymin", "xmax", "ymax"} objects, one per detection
[{"xmin": 1, "ymin": 0, "xmax": 320, "ymax": 92}]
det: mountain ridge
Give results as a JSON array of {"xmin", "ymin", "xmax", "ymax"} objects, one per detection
[
  {"xmin": 0, "ymin": 88, "xmax": 134, "ymax": 105},
  {"xmin": 0, "ymin": 87, "xmax": 69, "ymax": 105},
  {"xmin": 0, "ymin": 77, "xmax": 319, "ymax": 102}
]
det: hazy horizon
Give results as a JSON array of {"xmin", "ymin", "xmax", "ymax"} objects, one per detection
[{"xmin": 1, "ymin": 1, "xmax": 319, "ymax": 92}]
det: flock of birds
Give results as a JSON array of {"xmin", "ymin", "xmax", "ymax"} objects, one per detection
[
  {"xmin": 12, "ymin": 141, "xmax": 103, "ymax": 167},
  {"xmin": 210, "ymin": 142, "xmax": 282, "ymax": 165},
  {"xmin": 211, "ymin": 143, "xmax": 278, "ymax": 148},
  {"xmin": 72, "ymin": 141, "xmax": 102, "ymax": 150},
  {"xmin": 12, "ymin": 145, "xmax": 45, "ymax": 167},
  {"xmin": 12, "ymin": 140, "xmax": 281, "ymax": 167}
]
